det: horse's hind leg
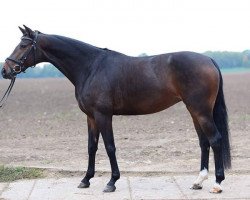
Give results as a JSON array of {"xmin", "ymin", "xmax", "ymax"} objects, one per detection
[
  {"xmin": 191, "ymin": 110, "xmax": 224, "ymax": 193},
  {"xmin": 190, "ymin": 117, "xmax": 210, "ymax": 190},
  {"xmin": 78, "ymin": 117, "xmax": 100, "ymax": 188}
]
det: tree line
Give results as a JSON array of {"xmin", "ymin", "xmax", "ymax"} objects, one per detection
[
  {"xmin": 204, "ymin": 50, "xmax": 250, "ymax": 68},
  {"xmin": 1, "ymin": 50, "xmax": 250, "ymax": 78}
]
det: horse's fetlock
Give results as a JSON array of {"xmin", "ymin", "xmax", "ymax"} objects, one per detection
[
  {"xmin": 113, "ymin": 172, "xmax": 120, "ymax": 180},
  {"xmin": 86, "ymin": 170, "xmax": 95, "ymax": 179},
  {"xmin": 216, "ymin": 175, "xmax": 225, "ymax": 184}
]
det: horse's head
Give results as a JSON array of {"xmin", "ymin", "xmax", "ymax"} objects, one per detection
[{"xmin": 1, "ymin": 25, "xmax": 41, "ymax": 79}]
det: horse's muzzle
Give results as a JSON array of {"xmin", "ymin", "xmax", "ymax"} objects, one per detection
[{"xmin": 1, "ymin": 67, "xmax": 12, "ymax": 79}]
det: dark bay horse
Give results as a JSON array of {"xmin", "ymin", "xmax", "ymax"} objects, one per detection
[{"xmin": 1, "ymin": 26, "xmax": 231, "ymax": 193}]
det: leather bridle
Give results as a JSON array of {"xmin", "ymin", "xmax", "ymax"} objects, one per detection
[
  {"xmin": 0, "ymin": 31, "xmax": 39, "ymax": 108},
  {"xmin": 5, "ymin": 31, "xmax": 39, "ymax": 75}
]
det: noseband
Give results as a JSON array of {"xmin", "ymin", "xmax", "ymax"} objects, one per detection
[{"xmin": 5, "ymin": 31, "xmax": 39, "ymax": 74}]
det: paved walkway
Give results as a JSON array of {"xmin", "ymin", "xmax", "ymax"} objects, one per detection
[{"xmin": 0, "ymin": 174, "xmax": 250, "ymax": 200}]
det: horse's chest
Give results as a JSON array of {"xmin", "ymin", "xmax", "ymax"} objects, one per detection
[
  {"xmin": 76, "ymin": 86, "xmax": 108, "ymax": 114},
  {"xmin": 75, "ymin": 89, "xmax": 93, "ymax": 115}
]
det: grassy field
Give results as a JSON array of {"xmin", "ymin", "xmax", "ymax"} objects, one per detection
[{"xmin": 0, "ymin": 166, "xmax": 43, "ymax": 182}]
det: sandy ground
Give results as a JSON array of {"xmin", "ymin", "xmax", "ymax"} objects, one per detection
[{"xmin": 0, "ymin": 73, "xmax": 249, "ymax": 175}]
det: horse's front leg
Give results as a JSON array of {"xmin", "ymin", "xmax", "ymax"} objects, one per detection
[
  {"xmin": 95, "ymin": 112, "xmax": 120, "ymax": 192},
  {"xmin": 78, "ymin": 116, "xmax": 100, "ymax": 188}
]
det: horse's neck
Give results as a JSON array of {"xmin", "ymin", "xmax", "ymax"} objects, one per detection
[{"xmin": 41, "ymin": 35, "xmax": 102, "ymax": 85}]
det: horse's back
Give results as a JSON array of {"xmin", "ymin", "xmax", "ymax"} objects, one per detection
[{"xmin": 82, "ymin": 51, "xmax": 219, "ymax": 116}]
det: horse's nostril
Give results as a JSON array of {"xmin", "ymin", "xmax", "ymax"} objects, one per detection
[{"xmin": 1, "ymin": 68, "xmax": 6, "ymax": 76}]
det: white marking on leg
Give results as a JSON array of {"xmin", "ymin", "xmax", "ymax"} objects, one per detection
[{"xmin": 191, "ymin": 168, "xmax": 208, "ymax": 189}]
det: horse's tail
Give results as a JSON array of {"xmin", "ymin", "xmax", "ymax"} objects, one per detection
[{"xmin": 211, "ymin": 59, "xmax": 231, "ymax": 169}]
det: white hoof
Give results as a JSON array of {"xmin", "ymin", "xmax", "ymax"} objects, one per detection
[
  {"xmin": 191, "ymin": 168, "xmax": 208, "ymax": 190},
  {"xmin": 210, "ymin": 182, "xmax": 222, "ymax": 193}
]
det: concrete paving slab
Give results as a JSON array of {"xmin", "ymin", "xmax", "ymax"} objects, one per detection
[
  {"xmin": 29, "ymin": 177, "xmax": 130, "ymax": 200},
  {"xmin": 1, "ymin": 180, "xmax": 35, "ymax": 200},
  {"xmin": 174, "ymin": 175, "xmax": 250, "ymax": 199},
  {"xmin": 1, "ymin": 175, "xmax": 250, "ymax": 200},
  {"xmin": 102, "ymin": 177, "xmax": 131, "ymax": 200},
  {"xmin": 0, "ymin": 183, "xmax": 8, "ymax": 195},
  {"xmin": 129, "ymin": 176, "xmax": 184, "ymax": 199},
  {"xmin": 0, "ymin": 183, "xmax": 8, "ymax": 190}
]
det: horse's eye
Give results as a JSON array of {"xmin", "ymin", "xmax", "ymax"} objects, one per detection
[{"xmin": 20, "ymin": 44, "xmax": 27, "ymax": 48}]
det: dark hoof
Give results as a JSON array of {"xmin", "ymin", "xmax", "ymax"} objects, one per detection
[
  {"xmin": 78, "ymin": 182, "xmax": 90, "ymax": 188},
  {"xmin": 103, "ymin": 185, "xmax": 116, "ymax": 193},
  {"xmin": 190, "ymin": 183, "xmax": 202, "ymax": 190}
]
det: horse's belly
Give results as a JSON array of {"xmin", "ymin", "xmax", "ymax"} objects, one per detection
[{"xmin": 113, "ymin": 93, "xmax": 181, "ymax": 115}]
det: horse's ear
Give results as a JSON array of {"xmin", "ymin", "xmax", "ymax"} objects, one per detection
[
  {"xmin": 18, "ymin": 26, "xmax": 26, "ymax": 35},
  {"xmin": 23, "ymin": 25, "xmax": 35, "ymax": 38}
]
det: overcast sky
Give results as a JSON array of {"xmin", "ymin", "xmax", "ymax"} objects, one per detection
[{"xmin": 1, "ymin": 0, "xmax": 250, "ymax": 61}]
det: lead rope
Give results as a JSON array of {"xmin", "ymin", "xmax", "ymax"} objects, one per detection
[{"xmin": 0, "ymin": 77, "xmax": 16, "ymax": 108}]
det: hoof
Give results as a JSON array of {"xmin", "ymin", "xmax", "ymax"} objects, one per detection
[
  {"xmin": 78, "ymin": 182, "xmax": 90, "ymax": 188},
  {"xmin": 209, "ymin": 183, "xmax": 222, "ymax": 194},
  {"xmin": 103, "ymin": 185, "xmax": 116, "ymax": 193},
  {"xmin": 190, "ymin": 183, "xmax": 203, "ymax": 190}
]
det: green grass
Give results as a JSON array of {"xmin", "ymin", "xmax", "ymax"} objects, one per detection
[{"xmin": 0, "ymin": 166, "xmax": 44, "ymax": 182}]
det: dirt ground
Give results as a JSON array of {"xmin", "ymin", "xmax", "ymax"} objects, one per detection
[{"xmin": 0, "ymin": 72, "xmax": 249, "ymax": 175}]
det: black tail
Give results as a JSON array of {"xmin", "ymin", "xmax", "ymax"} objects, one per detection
[{"xmin": 211, "ymin": 59, "xmax": 231, "ymax": 169}]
